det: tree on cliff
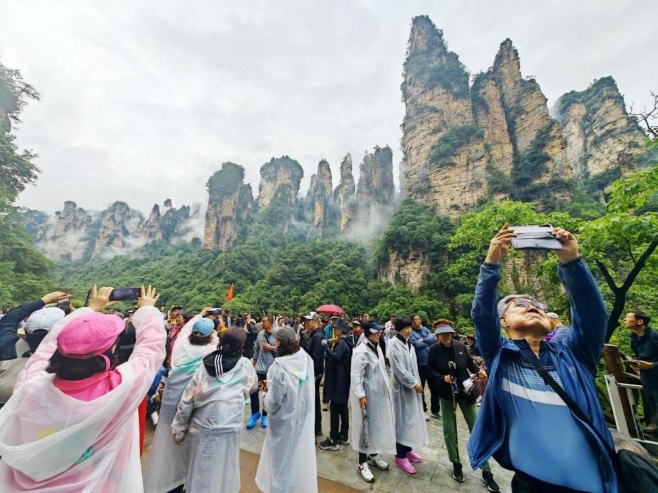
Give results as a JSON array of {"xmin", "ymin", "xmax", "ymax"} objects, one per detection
[
  {"xmin": 580, "ymin": 165, "xmax": 658, "ymax": 342},
  {"xmin": 0, "ymin": 61, "xmax": 41, "ymax": 216}
]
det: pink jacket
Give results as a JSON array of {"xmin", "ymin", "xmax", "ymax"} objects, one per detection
[{"xmin": 0, "ymin": 305, "xmax": 166, "ymax": 492}]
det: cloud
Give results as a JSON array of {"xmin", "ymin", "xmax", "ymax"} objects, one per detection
[{"xmin": 1, "ymin": 0, "xmax": 656, "ymax": 214}]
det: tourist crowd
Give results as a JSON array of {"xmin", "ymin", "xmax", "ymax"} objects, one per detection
[{"xmin": 0, "ymin": 226, "xmax": 657, "ymax": 492}]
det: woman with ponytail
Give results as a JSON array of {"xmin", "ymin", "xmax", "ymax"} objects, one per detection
[{"xmin": 171, "ymin": 327, "xmax": 257, "ymax": 493}]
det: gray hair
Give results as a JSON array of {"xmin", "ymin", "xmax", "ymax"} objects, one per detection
[
  {"xmin": 275, "ymin": 326, "xmax": 298, "ymax": 346},
  {"xmin": 497, "ymin": 294, "xmax": 541, "ymax": 318}
]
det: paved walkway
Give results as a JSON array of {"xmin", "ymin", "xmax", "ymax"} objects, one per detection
[{"xmin": 142, "ymin": 389, "xmax": 514, "ymax": 492}]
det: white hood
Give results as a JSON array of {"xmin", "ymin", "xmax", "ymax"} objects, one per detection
[{"xmin": 275, "ymin": 350, "xmax": 312, "ymax": 382}]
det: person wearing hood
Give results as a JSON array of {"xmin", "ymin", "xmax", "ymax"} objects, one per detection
[
  {"xmin": 350, "ymin": 320, "xmax": 395, "ymax": 484},
  {"xmin": 256, "ymin": 327, "xmax": 318, "ymax": 493},
  {"xmin": 144, "ymin": 308, "xmax": 219, "ymax": 493},
  {"xmin": 0, "ymin": 292, "xmax": 68, "ymax": 406},
  {"xmin": 0, "ymin": 285, "xmax": 165, "ymax": 492},
  {"xmin": 170, "ymin": 327, "xmax": 257, "ymax": 493},
  {"xmin": 387, "ymin": 315, "xmax": 429, "ymax": 475},
  {"xmin": 319, "ymin": 319, "xmax": 354, "ymax": 451}
]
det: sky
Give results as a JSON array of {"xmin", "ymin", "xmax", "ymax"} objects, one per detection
[{"xmin": 2, "ymin": 0, "xmax": 657, "ymax": 214}]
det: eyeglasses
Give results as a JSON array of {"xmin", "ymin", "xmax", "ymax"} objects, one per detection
[{"xmin": 506, "ymin": 298, "xmax": 547, "ymax": 312}]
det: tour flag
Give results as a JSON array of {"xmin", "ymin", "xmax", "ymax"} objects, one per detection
[{"xmin": 226, "ymin": 281, "xmax": 235, "ymax": 301}]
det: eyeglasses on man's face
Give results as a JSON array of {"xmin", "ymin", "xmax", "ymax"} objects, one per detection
[{"xmin": 506, "ymin": 298, "xmax": 547, "ymax": 313}]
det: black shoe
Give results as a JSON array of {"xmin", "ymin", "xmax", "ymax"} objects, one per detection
[
  {"xmin": 482, "ymin": 471, "xmax": 500, "ymax": 492},
  {"xmin": 337, "ymin": 436, "xmax": 350, "ymax": 445},
  {"xmin": 315, "ymin": 430, "xmax": 323, "ymax": 437},
  {"xmin": 452, "ymin": 462, "xmax": 464, "ymax": 483},
  {"xmin": 318, "ymin": 438, "xmax": 339, "ymax": 451}
]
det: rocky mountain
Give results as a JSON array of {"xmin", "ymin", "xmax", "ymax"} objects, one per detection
[
  {"xmin": 24, "ymin": 199, "xmax": 199, "ymax": 261},
  {"xmin": 334, "ymin": 154, "xmax": 357, "ymax": 231},
  {"xmin": 401, "ymin": 16, "xmax": 645, "ymax": 217},
  {"xmin": 382, "ymin": 14, "xmax": 648, "ymax": 290},
  {"xmin": 203, "ymin": 162, "xmax": 254, "ymax": 251}
]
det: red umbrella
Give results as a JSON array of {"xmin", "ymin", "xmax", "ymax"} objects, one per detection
[{"xmin": 315, "ymin": 304, "xmax": 346, "ymax": 316}]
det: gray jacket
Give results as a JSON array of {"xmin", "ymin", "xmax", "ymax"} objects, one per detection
[{"xmin": 253, "ymin": 328, "xmax": 277, "ymax": 374}]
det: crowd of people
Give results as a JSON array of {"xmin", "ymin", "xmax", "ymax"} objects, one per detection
[{"xmin": 0, "ymin": 225, "xmax": 657, "ymax": 492}]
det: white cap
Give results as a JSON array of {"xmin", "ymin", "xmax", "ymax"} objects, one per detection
[{"xmin": 25, "ymin": 307, "xmax": 65, "ymax": 333}]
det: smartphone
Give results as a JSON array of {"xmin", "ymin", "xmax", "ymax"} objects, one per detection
[
  {"xmin": 207, "ymin": 308, "xmax": 222, "ymax": 315},
  {"xmin": 109, "ymin": 288, "xmax": 141, "ymax": 302},
  {"xmin": 510, "ymin": 225, "xmax": 562, "ymax": 250},
  {"xmin": 57, "ymin": 299, "xmax": 70, "ymax": 310}
]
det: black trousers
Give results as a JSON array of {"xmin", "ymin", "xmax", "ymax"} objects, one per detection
[
  {"xmin": 329, "ymin": 402, "xmax": 349, "ymax": 441},
  {"xmin": 395, "ymin": 442, "xmax": 411, "ymax": 458},
  {"xmin": 418, "ymin": 365, "xmax": 440, "ymax": 413},
  {"xmin": 315, "ymin": 376, "xmax": 322, "ymax": 434},
  {"xmin": 358, "ymin": 452, "xmax": 378, "ymax": 463},
  {"xmin": 512, "ymin": 471, "xmax": 587, "ymax": 492},
  {"xmin": 249, "ymin": 372, "xmax": 268, "ymax": 416}
]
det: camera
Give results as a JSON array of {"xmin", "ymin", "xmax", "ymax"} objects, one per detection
[
  {"xmin": 207, "ymin": 308, "xmax": 222, "ymax": 316},
  {"xmin": 510, "ymin": 224, "xmax": 562, "ymax": 251},
  {"xmin": 57, "ymin": 299, "xmax": 70, "ymax": 310},
  {"xmin": 109, "ymin": 288, "xmax": 142, "ymax": 302}
]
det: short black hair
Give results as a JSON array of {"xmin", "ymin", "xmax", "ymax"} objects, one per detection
[
  {"xmin": 633, "ymin": 311, "xmax": 651, "ymax": 326},
  {"xmin": 394, "ymin": 315, "xmax": 412, "ymax": 332}
]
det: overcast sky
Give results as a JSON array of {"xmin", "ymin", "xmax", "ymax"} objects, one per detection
[{"xmin": 2, "ymin": 0, "xmax": 657, "ymax": 214}]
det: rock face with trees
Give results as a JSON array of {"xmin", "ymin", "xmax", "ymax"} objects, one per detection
[{"xmin": 401, "ymin": 15, "xmax": 645, "ymax": 217}]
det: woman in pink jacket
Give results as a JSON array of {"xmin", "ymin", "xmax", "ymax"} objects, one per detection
[{"xmin": 0, "ymin": 285, "xmax": 166, "ymax": 493}]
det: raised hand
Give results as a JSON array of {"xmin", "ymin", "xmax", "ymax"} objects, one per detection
[
  {"xmin": 40, "ymin": 291, "xmax": 70, "ymax": 305},
  {"xmin": 552, "ymin": 228, "xmax": 579, "ymax": 264},
  {"xmin": 485, "ymin": 224, "xmax": 516, "ymax": 265},
  {"xmin": 88, "ymin": 285, "xmax": 114, "ymax": 312},
  {"xmin": 138, "ymin": 285, "xmax": 160, "ymax": 308}
]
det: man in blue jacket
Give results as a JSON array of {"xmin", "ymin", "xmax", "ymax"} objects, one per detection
[
  {"xmin": 468, "ymin": 225, "xmax": 617, "ymax": 493},
  {"xmin": 409, "ymin": 314, "xmax": 438, "ymax": 419}
]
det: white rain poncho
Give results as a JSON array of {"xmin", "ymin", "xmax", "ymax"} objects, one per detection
[
  {"xmin": 387, "ymin": 335, "xmax": 428, "ymax": 449},
  {"xmin": 0, "ymin": 306, "xmax": 165, "ymax": 493},
  {"xmin": 255, "ymin": 350, "xmax": 317, "ymax": 493},
  {"xmin": 143, "ymin": 315, "xmax": 218, "ymax": 493},
  {"xmin": 171, "ymin": 356, "xmax": 256, "ymax": 493},
  {"xmin": 349, "ymin": 340, "xmax": 396, "ymax": 455}
]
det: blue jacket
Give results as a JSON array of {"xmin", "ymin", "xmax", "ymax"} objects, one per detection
[
  {"xmin": 0, "ymin": 299, "xmax": 45, "ymax": 361},
  {"xmin": 467, "ymin": 258, "xmax": 617, "ymax": 492},
  {"xmin": 409, "ymin": 326, "xmax": 436, "ymax": 366}
]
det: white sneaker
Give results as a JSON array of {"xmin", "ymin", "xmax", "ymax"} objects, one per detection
[
  {"xmin": 368, "ymin": 456, "xmax": 389, "ymax": 470},
  {"xmin": 424, "ymin": 413, "xmax": 430, "ymax": 421},
  {"xmin": 357, "ymin": 462, "xmax": 374, "ymax": 483}
]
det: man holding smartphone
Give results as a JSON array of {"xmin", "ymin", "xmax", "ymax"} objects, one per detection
[{"xmin": 468, "ymin": 224, "xmax": 617, "ymax": 493}]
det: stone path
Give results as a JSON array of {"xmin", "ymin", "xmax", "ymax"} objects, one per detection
[{"xmin": 239, "ymin": 391, "xmax": 514, "ymax": 493}]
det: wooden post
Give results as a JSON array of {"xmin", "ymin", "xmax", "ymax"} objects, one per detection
[{"xmin": 602, "ymin": 344, "xmax": 640, "ymax": 437}]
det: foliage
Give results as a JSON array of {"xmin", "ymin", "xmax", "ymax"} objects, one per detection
[
  {"xmin": 579, "ymin": 164, "xmax": 658, "ymax": 340},
  {"xmin": 0, "ymin": 62, "xmax": 40, "ymax": 119},
  {"xmin": 429, "ymin": 125, "xmax": 483, "ymax": 167}
]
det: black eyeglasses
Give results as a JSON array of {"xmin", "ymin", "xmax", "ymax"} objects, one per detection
[{"xmin": 507, "ymin": 298, "xmax": 547, "ymax": 312}]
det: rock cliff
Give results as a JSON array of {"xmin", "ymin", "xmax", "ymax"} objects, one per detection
[
  {"xmin": 554, "ymin": 76, "xmax": 646, "ymax": 180},
  {"xmin": 305, "ymin": 159, "xmax": 337, "ymax": 235},
  {"xmin": 334, "ymin": 154, "xmax": 357, "ymax": 231},
  {"xmin": 203, "ymin": 162, "xmax": 254, "ymax": 251},
  {"xmin": 400, "ymin": 16, "xmax": 644, "ymax": 216},
  {"xmin": 257, "ymin": 156, "xmax": 304, "ymax": 210}
]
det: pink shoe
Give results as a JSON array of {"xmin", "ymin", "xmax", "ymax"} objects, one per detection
[
  {"xmin": 406, "ymin": 451, "xmax": 423, "ymax": 463},
  {"xmin": 394, "ymin": 457, "xmax": 417, "ymax": 475}
]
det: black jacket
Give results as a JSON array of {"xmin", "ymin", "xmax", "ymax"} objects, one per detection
[
  {"xmin": 0, "ymin": 299, "xmax": 45, "ymax": 361},
  {"xmin": 323, "ymin": 336, "xmax": 354, "ymax": 404},
  {"xmin": 242, "ymin": 323, "xmax": 259, "ymax": 360},
  {"xmin": 307, "ymin": 330, "xmax": 325, "ymax": 379},
  {"xmin": 427, "ymin": 340, "xmax": 479, "ymax": 403},
  {"xmin": 631, "ymin": 327, "xmax": 658, "ymax": 388}
]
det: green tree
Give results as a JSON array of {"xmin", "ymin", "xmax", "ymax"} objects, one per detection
[{"xmin": 579, "ymin": 164, "xmax": 658, "ymax": 341}]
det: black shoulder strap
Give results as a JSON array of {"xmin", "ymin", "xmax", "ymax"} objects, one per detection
[{"xmin": 518, "ymin": 349, "xmax": 619, "ymax": 465}]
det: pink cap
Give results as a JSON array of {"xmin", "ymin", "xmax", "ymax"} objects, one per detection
[{"xmin": 57, "ymin": 312, "xmax": 125, "ymax": 359}]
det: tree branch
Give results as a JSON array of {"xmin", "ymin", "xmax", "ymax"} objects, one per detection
[
  {"xmin": 620, "ymin": 239, "xmax": 658, "ymax": 293},
  {"xmin": 595, "ymin": 259, "xmax": 620, "ymax": 294},
  {"xmin": 624, "ymin": 236, "xmax": 637, "ymax": 265}
]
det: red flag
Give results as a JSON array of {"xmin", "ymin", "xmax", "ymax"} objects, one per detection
[{"xmin": 226, "ymin": 282, "xmax": 235, "ymax": 301}]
